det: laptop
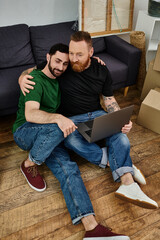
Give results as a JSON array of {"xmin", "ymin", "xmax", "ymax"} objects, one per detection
[{"xmin": 77, "ymin": 105, "xmax": 134, "ymax": 143}]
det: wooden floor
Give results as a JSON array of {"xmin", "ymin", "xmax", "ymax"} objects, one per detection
[{"xmin": 0, "ymin": 86, "xmax": 160, "ymax": 240}]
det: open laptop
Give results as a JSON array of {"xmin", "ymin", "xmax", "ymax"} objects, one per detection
[{"xmin": 77, "ymin": 105, "xmax": 134, "ymax": 143}]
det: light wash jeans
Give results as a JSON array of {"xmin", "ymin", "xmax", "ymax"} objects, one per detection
[
  {"xmin": 13, "ymin": 122, "xmax": 64, "ymax": 165},
  {"xmin": 45, "ymin": 110, "xmax": 134, "ymax": 225}
]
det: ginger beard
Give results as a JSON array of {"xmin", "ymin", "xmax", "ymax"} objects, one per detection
[{"xmin": 70, "ymin": 56, "xmax": 90, "ymax": 72}]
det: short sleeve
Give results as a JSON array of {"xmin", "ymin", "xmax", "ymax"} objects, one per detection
[{"xmin": 24, "ymin": 81, "xmax": 43, "ymax": 103}]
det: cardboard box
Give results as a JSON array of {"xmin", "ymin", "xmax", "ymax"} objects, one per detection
[
  {"xmin": 137, "ymin": 88, "xmax": 160, "ymax": 134},
  {"xmin": 153, "ymin": 43, "xmax": 160, "ymax": 72},
  {"xmin": 141, "ymin": 60, "xmax": 160, "ymax": 100}
]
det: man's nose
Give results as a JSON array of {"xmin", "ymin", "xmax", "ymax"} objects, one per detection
[
  {"xmin": 58, "ymin": 63, "xmax": 63, "ymax": 70},
  {"xmin": 72, "ymin": 55, "xmax": 78, "ymax": 62}
]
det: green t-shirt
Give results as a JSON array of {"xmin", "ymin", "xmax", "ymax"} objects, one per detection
[{"xmin": 12, "ymin": 69, "xmax": 61, "ymax": 133}]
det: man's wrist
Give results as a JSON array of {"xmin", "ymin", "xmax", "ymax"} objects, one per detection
[{"xmin": 53, "ymin": 114, "xmax": 63, "ymax": 123}]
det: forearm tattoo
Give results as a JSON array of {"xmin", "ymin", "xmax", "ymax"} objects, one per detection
[
  {"xmin": 103, "ymin": 96, "xmax": 120, "ymax": 113},
  {"xmin": 22, "ymin": 66, "xmax": 36, "ymax": 76}
]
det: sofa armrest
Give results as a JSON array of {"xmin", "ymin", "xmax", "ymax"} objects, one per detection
[{"xmin": 104, "ymin": 35, "xmax": 141, "ymax": 86}]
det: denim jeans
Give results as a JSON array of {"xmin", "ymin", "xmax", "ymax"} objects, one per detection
[
  {"xmin": 13, "ymin": 122, "xmax": 64, "ymax": 165},
  {"xmin": 65, "ymin": 110, "xmax": 134, "ymax": 182},
  {"xmin": 45, "ymin": 110, "xmax": 134, "ymax": 225},
  {"xmin": 45, "ymin": 144, "xmax": 95, "ymax": 225}
]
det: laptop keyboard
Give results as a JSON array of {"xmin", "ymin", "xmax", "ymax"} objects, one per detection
[{"xmin": 85, "ymin": 129, "xmax": 92, "ymax": 137}]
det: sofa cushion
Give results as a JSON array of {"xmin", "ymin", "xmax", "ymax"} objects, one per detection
[
  {"xmin": 94, "ymin": 52, "xmax": 128, "ymax": 86},
  {"xmin": 92, "ymin": 37, "xmax": 106, "ymax": 54},
  {"xmin": 0, "ymin": 64, "xmax": 35, "ymax": 112},
  {"xmin": 30, "ymin": 21, "xmax": 75, "ymax": 65},
  {"xmin": 0, "ymin": 24, "xmax": 35, "ymax": 69}
]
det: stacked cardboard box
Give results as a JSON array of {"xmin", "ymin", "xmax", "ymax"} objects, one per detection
[
  {"xmin": 137, "ymin": 88, "xmax": 160, "ymax": 134},
  {"xmin": 141, "ymin": 43, "xmax": 160, "ymax": 100},
  {"xmin": 137, "ymin": 43, "xmax": 160, "ymax": 134}
]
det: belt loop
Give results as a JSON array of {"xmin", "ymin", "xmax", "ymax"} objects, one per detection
[{"xmin": 88, "ymin": 112, "xmax": 92, "ymax": 119}]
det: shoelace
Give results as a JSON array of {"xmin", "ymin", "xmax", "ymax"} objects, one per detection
[
  {"xmin": 27, "ymin": 165, "xmax": 38, "ymax": 177},
  {"xmin": 102, "ymin": 225, "xmax": 112, "ymax": 232}
]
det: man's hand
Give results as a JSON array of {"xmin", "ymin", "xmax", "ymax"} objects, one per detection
[
  {"xmin": 93, "ymin": 56, "xmax": 106, "ymax": 66},
  {"xmin": 121, "ymin": 120, "xmax": 132, "ymax": 134},
  {"xmin": 19, "ymin": 75, "xmax": 35, "ymax": 96},
  {"xmin": 18, "ymin": 67, "xmax": 36, "ymax": 96},
  {"xmin": 56, "ymin": 115, "xmax": 78, "ymax": 137}
]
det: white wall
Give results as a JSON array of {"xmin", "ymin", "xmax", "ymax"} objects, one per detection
[
  {"xmin": 0, "ymin": 0, "xmax": 148, "ymax": 28},
  {"xmin": 0, "ymin": 0, "xmax": 79, "ymax": 27},
  {"xmin": 133, "ymin": 0, "xmax": 148, "ymax": 29}
]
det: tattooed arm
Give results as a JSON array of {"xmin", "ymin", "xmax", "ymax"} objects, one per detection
[
  {"xmin": 102, "ymin": 95, "xmax": 120, "ymax": 113},
  {"xmin": 102, "ymin": 95, "xmax": 132, "ymax": 133}
]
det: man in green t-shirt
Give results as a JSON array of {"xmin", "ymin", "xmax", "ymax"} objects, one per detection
[{"xmin": 13, "ymin": 43, "xmax": 77, "ymax": 192}]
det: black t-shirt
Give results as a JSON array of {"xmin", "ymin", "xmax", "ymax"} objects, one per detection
[
  {"xmin": 58, "ymin": 58, "xmax": 113, "ymax": 116},
  {"xmin": 37, "ymin": 58, "xmax": 113, "ymax": 117}
]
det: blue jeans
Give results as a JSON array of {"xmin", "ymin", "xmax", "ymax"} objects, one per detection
[
  {"xmin": 13, "ymin": 122, "xmax": 64, "ymax": 165},
  {"xmin": 65, "ymin": 110, "xmax": 134, "ymax": 182},
  {"xmin": 45, "ymin": 110, "xmax": 134, "ymax": 225},
  {"xmin": 45, "ymin": 144, "xmax": 95, "ymax": 225}
]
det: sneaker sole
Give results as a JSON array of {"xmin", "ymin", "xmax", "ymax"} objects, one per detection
[
  {"xmin": 83, "ymin": 237, "xmax": 130, "ymax": 240},
  {"xmin": 115, "ymin": 192, "xmax": 158, "ymax": 209},
  {"xmin": 20, "ymin": 166, "xmax": 46, "ymax": 192}
]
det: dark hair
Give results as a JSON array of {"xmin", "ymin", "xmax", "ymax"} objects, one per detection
[
  {"xmin": 49, "ymin": 43, "xmax": 69, "ymax": 56},
  {"xmin": 70, "ymin": 31, "xmax": 92, "ymax": 48}
]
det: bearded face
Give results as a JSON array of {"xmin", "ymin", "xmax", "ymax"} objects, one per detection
[
  {"xmin": 48, "ymin": 60, "xmax": 64, "ymax": 77},
  {"xmin": 69, "ymin": 40, "xmax": 93, "ymax": 73},
  {"xmin": 70, "ymin": 56, "xmax": 90, "ymax": 72}
]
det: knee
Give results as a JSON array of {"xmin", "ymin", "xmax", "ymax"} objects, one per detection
[
  {"xmin": 57, "ymin": 161, "xmax": 81, "ymax": 185},
  {"xmin": 66, "ymin": 161, "xmax": 80, "ymax": 176},
  {"xmin": 43, "ymin": 124, "xmax": 63, "ymax": 137},
  {"xmin": 119, "ymin": 133, "xmax": 130, "ymax": 150},
  {"xmin": 109, "ymin": 133, "xmax": 130, "ymax": 149},
  {"xmin": 64, "ymin": 130, "xmax": 81, "ymax": 148}
]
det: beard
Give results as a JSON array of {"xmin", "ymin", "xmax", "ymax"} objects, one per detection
[
  {"xmin": 48, "ymin": 61, "xmax": 63, "ymax": 77},
  {"xmin": 70, "ymin": 57, "xmax": 90, "ymax": 72}
]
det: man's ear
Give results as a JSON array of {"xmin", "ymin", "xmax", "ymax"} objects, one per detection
[
  {"xmin": 46, "ymin": 53, "xmax": 50, "ymax": 63},
  {"xmin": 89, "ymin": 47, "xmax": 94, "ymax": 57}
]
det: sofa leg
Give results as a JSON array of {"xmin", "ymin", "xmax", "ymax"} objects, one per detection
[{"xmin": 124, "ymin": 86, "xmax": 129, "ymax": 97}]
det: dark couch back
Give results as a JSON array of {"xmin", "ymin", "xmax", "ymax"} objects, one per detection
[
  {"xmin": 30, "ymin": 21, "xmax": 75, "ymax": 65},
  {"xmin": 0, "ymin": 24, "xmax": 35, "ymax": 69},
  {"xmin": 29, "ymin": 21, "xmax": 106, "ymax": 65}
]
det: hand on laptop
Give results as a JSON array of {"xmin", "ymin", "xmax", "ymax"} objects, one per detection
[{"xmin": 121, "ymin": 120, "xmax": 132, "ymax": 134}]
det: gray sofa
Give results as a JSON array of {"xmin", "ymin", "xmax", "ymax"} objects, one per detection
[{"xmin": 0, "ymin": 21, "xmax": 141, "ymax": 116}]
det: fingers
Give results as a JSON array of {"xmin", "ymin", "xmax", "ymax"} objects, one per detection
[
  {"xmin": 22, "ymin": 90, "xmax": 26, "ymax": 96},
  {"xmin": 121, "ymin": 121, "xmax": 132, "ymax": 134},
  {"xmin": 63, "ymin": 124, "xmax": 78, "ymax": 137},
  {"xmin": 24, "ymin": 83, "xmax": 35, "ymax": 90},
  {"xmin": 20, "ymin": 78, "xmax": 36, "ymax": 95},
  {"xmin": 25, "ymin": 78, "xmax": 35, "ymax": 85},
  {"xmin": 21, "ymin": 86, "xmax": 30, "ymax": 96},
  {"xmin": 100, "ymin": 60, "xmax": 105, "ymax": 65}
]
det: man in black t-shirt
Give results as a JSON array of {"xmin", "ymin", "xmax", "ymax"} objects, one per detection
[{"xmin": 19, "ymin": 31, "xmax": 158, "ymax": 240}]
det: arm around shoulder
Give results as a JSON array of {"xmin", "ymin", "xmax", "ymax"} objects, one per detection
[{"xmin": 19, "ymin": 67, "xmax": 36, "ymax": 96}]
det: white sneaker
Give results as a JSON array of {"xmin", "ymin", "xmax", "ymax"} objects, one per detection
[
  {"xmin": 115, "ymin": 182, "xmax": 158, "ymax": 209},
  {"xmin": 133, "ymin": 164, "xmax": 146, "ymax": 185}
]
